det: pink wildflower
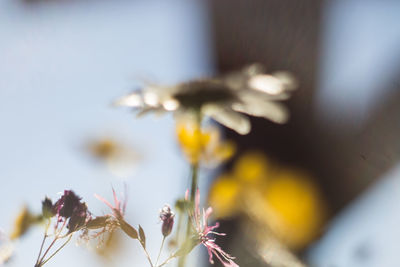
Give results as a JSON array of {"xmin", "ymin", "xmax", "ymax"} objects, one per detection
[
  {"xmin": 94, "ymin": 188, "xmax": 126, "ymax": 220},
  {"xmin": 188, "ymin": 189, "xmax": 239, "ymax": 267}
]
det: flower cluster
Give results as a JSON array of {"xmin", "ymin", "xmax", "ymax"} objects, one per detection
[{"xmin": 34, "ymin": 190, "xmax": 98, "ymax": 267}]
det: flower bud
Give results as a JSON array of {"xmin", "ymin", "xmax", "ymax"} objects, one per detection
[
  {"xmin": 159, "ymin": 205, "xmax": 174, "ymax": 237},
  {"xmin": 42, "ymin": 197, "xmax": 55, "ymax": 219}
]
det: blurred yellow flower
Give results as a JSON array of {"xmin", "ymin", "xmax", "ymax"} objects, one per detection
[
  {"xmin": 88, "ymin": 139, "xmax": 119, "ymax": 159},
  {"xmin": 208, "ymin": 175, "xmax": 241, "ymax": 218},
  {"xmin": 208, "ymin": 152, "xmax": 327, "ymax": 249},
  {"xmin": 85, "ymin": 137, "xmax": 141, "ymax": 178},
  {"xmin": 176, "ymin": 120, "xmax": 235, "ymax": 166},
  {"xmin": 262, "ymin": 171, "xmax": 326, "ymax": 249},
  {"xmin": 10, "ymin": 206, "xmax": 38, "ymax": 240},
  {"xmin": 233, "ymin": 151, "xmax": 270, "ymax": 184}
]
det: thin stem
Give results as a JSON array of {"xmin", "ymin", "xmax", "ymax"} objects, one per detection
[
  {"xmin": 35, "ymin": 220, "xmax": 50, "ymax": 265},
  {"xmin": 140, "ymin": 243, "xmax": 154, "ymax": 267},
  {"xmin": 155, "ymin": 236, "xmax": 166, "ymax": 266},
  {"xmin": 37, "ymin": 219, "xmax": 66, "ymax": 266},
  {"xmin": 40, "ymin": 234, "xmax": 72, "ymax": 266},
  {"xmin": 37, "ymin": 236, "xmax": 58, "ymax": 266},
  {"xmin": 35, "ymin": 235, "xmax": 47, "ymax": 266},
  {"xmin": 158, "ymin": 254, "xmax": 177, "ymax": 267}
]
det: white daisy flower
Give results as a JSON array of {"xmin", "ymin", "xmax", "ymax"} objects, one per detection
[{"xmin": 116, "ymin": 64, "xmax": 297, "ymax": 135}]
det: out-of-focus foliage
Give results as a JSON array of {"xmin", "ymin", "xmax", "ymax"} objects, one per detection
[{"xmin": 209, "ymin": 151, "xmax": 327, "ymax": 249}]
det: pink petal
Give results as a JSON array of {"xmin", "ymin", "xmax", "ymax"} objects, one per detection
[
  {"xmin": 94, "ymin": 194, "xmax": 114, "ymax": 210},
  {"xmin": 112, "ymin": 188, "xmax": 120, "ymax": 211},
  {"xmin": 204, "ymin": 222, "xmax": 220, "ymax": 235},
  {"xmin": 207, "ymin": 246, "xmax": 214, "ymax": 264},
  {"xmin": 204, "ymin": 207, "xmax": 213, "ymax": 222}
]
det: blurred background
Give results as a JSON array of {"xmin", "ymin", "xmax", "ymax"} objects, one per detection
[{"xmin": 1, "ymin": 0, "xmax": 400, "ymax": 266}]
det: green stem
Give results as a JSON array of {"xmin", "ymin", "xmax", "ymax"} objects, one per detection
[
  {"xmin": 177, "ymin": 111, "xmax": 202, "ymax": 267},
  {"xmin": 190, "ymin": 164, "xmax": 199, "ymax": 203},
  {"xmin": 178, "ymin": 163, "xmax": 199, "ymax": 267},
  {"xmin": 174, "ymin": 209, "xmax": 184, "ymax": 246}
]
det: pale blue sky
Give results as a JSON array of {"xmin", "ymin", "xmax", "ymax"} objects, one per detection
[
  {"xmin": 0, "ymin": 0, "xmax": 213, "ymax": 266},
  {"xmin": 2, "ymin": 0, "xmax": 400, "ymax": 266}
]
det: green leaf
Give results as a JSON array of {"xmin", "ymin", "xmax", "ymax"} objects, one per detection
[
  {"xmin": 86, "ymin": 216, "xmax": 109, "ymax": 229},
  {"xmin": 120, "ymin": 219, "xmax": 138, "ymax": 239},
  {"xmin": 138, "ymin": 225, "xmax": 146, "ymax": 248}
]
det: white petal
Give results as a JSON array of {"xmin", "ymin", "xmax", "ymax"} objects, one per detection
[
  {"xmin": 114, "ymin": 93, "xmax": 143, "ymax": 107},
  {"xmin": 143, "ymin": 91, "xmax": 159, "ymax": 107},
  {"xmin": 232, "ymin": 101, "xmax": 289, "ymax": 124},
  {"xmin": 162, "ymin": 98, "xmax": 180, "ymax": 111},
  {"xmin": 239, "ymin": 89, "xmax": 290, "ymax": 102},
  {"xmin": 272, "ymin": 71, "xmax": 298, "ymax": 90},
  {"xmin": 248, "ymin": 74, "xmax": 284, "ymax": 95},
  {"xmin": 243, "ymin": 63, "xmax": 266, "ymax": 76},
  {"xmin": 203, "ymin": 104, "xmax": 251, "ymax": 135}
]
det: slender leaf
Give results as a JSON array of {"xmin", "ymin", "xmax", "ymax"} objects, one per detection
[
  {"xmin": 120, "ymin": 219, "xmax": 138, "ymax": 239},
  {"xmin": 138, "ymin": 225, "xmax": 146, "ymax": 248},
  {"xmin": 86, "ymin": 216, "xmax": 109, "ymax": 229}
]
